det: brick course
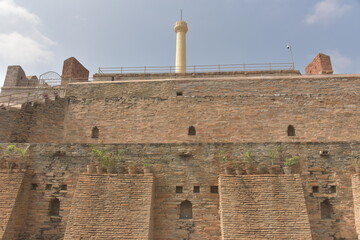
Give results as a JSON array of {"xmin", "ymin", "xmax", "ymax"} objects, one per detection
[
  {"xmin": 219, "ymin": 175, "xmax": 312, "ymax": 239},
  {"xmin": 63, "ymin": 174, "xmax": 154, "ymax": 240}
]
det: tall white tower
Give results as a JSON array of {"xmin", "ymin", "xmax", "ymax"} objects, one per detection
[{"xmin": 174, "ymin": 20, "xmax": 188, "ymax": 73}]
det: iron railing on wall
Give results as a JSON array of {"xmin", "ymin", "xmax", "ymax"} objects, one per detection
[
  {"xmin": 98, "ymin": 62, "xmax": 295, "ymax": 74},
  {"xmin": 0, "ymin": 87, "xmax": 66, "ymax": 108}
]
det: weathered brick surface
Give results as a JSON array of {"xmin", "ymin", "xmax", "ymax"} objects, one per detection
[
  {"xmin": 219, "ymin": 175, "xmax": 312, "ymax": 239},
  {"xmin": 0, "ymin": 109, "xmax": 18, "ymax": 142},
  {"xmin": 61, "ymin": 57, "xmax": 89, "ymax": 85},
  {"xmin": 0, "ymin": 99, "xmax": 66, "ymax": 143},
  {"xmin": 63, "ymin": 174, "xmax": 154, "ymax": 240},
  {"xmin": 0, "ymin": 171, "xmax": 29, "ymax": 240},
  {"xmin": 306, "ymin": 53, "xmax": 333, "ymax": 75},
  {"xmin": 64, "ymin": 75, "xmax": 360, "ymax": 144},
  {"xmin": 352, "ymin": 175, "xmax": 360, "ymax": 238},
  {"xmin": 3, "ymin": 65, "xmax": 38, "ymax": 87},
  {"xmin": 0, "ymin": 142, "xmax": 358, "ymax": 239}
]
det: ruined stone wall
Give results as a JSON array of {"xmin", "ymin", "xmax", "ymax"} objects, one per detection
[
  {"xmin": 64, "ymin": 75, "xmax": 360, "ymax": 144},
  {"xmin": 0, "ymin": 108, "xmax": 19, "ymax": 142},
  {"xmin": 0, "ymin": 142, "xmax": 358, "ymax": 239},
  {"xmin": 63, "ymin": 174, "xmax": 154, "ymax": 240},
  {"xmin": 219, "ymin": 175, "xmax": 312, "ymax": 239},
  {"xmin": 0, "ymin": 172, "xmax": 29, "ymax": 240},
  {"xmin": 0, "ymin": 99, "xmax": 66, "ymax": 143},
  {"xmin": 27, "ymin": 99, "xmax": 67, "ymax": 143}
]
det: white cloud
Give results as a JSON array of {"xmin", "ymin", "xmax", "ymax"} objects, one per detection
[
  {"xmin": 0, "ymin": 0, "xmax": 39, "ymax": 25},
  {"xmin": 306, "ymin": 0, "xmax": 351, "ymax": 24},
  {"xmin": 0, "ymin": 0, "xmax": 56, "ymax": 85},
  {"xmin": 327, "ymin": 49, "xmax": 352, "ymax": 74},
  {"xmin": 0, "ymin": 32, "xmax": 54, "ymax": 64}
]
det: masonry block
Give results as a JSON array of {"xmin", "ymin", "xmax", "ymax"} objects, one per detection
[
  {"xmin": 306, "ymin": 53, "xmax": 333, "ymax": 75},
  {"xmin": 61, "ymin": 57, "xmax": 89, "ymax": 85}
]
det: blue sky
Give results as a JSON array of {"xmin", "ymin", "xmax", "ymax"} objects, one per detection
[{"xmin": 0, "ymin": 0, "xmax": 359, "ymax": 87}]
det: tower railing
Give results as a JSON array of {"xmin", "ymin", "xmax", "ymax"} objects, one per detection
[{"xmin": 98, "ymin": 62, "xmax": 295, "ymax": 74}]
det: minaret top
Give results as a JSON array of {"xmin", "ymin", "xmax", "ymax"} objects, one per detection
[{"xmin": 174, "ymin": 21, "xmax": 188, "ymax": 33}]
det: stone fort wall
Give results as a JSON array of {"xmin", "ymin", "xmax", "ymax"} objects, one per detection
[
  {"xmin": 3, "ymin": 73, "xmax": 360, "ymax": 145},
  {"xmin": 0, "ymin": 142, "xmax": 359, "ymax": 239},
  {"xmin": 63, "ymin": 74, "xmax": 360, "ymax": 144}
]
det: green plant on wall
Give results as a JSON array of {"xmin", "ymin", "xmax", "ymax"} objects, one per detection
[
  {"xmin": 244, "ymin": 151, "xmax": 253, "ymax": 164},
  {"xmin": 7, "ymin": 144, "xmax": 30, "ymax": 159},
  {"xmin": 90, "ymin": 146, "xmax": 125, "ymax": 168},
  {"xmin": 284, "ymin": 156, "xmax": 299, "ymax": 166},
  {"xmin": 218, "ymin": 150, "xmax": 234, "ymax": 168},
  {"xmin": 268, "ymin": 145, "xmax": 283, "ymax": 165},
  {"xmin": 218, "ymin": 150, "xmax": 229, "ymax": 163}
]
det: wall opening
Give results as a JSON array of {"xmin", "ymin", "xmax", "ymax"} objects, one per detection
[
  {"xmin": 193, "ymin": 186, "xmax": 200, "ymax": 193},
  {"xmin": 45, "ymin": 184, "xmax": 52, "ymax": 190},
  {"xmin": 91, "ymin": 126, "xmax": 99, "ymax": 139},
  {"xmin": 176, "ymin": 91, "xmax": 183, "ymax": 96},
  {"xmin": 287, "ymin": 125, "xmax": 295, "ymax": 136},
  {"xmin": 330, "ymin": 186, "xmax": 336, "ymax": 193},
  {"xmin": 60, "ymin": 184, "xmax": 68, "ymax": 191},
  {"xmin": 176, "ymin": 186, "xmax": 183, "ymax": 193},
  {"xmin": 188, "ymin": 126, "xmax": 196, "ymax": 136},
  {"xmin": 31, "ymin": 183, "xmax": 38, "ymax": 190},
  {"xmin": 321, "ymin": 199, "xmax": 333, "ymax": 219},
  {"xmin": 49, "ymin": 198, "xmax": 60, "ymax": 216},
  {"xmin": 180, "ymin": 200, "xmax": 192, "ymax": 219},
  {"xmin": 312, "ymin": 186, "xmax": 319, "ymax": 193},
  {"xmin": 210, "ymin": 186, "xmax": 219, "ymax": 194}
]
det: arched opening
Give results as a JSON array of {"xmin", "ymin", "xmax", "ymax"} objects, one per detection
[
  {"xmin": 321, "ymin": 199, "xmax": 333, "ymax": 219},
  {"xmin": 188, "ymin": 126, "xmax": 196, "ymax": 136},
  {"xmin": 180, "ymin": 200, "xmax": 192, "ymax": 219},
  {"xmin": 91, "ymin": 126, "xmax": 99, "ymax": 139},
  {"xmin": 287, "ymin": 125, "xmax": 295, "ymax": 136},
  {"xmin": 49, "ymin": 198, "xmax": 60, "ymax": 216}
]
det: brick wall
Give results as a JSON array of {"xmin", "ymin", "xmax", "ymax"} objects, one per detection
[
  {"xmin": 63, "ymin": 174, "xmax": 154, "ymax": 240},
  {"xmin": 0, "ymin": 171, "xmax": 29, "ymax": 240},
  {"xmin": 64, "ymin": 75, "xmax": 360, "ymax": 144},
  {"xmin": 219, "ymin": 175, "xmax": 312, "ymax": 239},
  {"xmin": 352, "ymin": 175, "xmax": 360, "ymax": 238},
  {"xmin": 0, "ymin": 108, "xmax": 19, "ymax": 142},
  {"xmin": 0, "ymin": 99, "xmax": 66, "ymax": 143},
  {"xmin": 61, "ymin": 57, "xmax": 89, "ymax": 85},
  {"xmin": 0, "ymin": 142, "xmax": 359, "ymax": 239},
  {"xmin": 306, "ymin": 53, "xmax": 333, "ymax": 75}
]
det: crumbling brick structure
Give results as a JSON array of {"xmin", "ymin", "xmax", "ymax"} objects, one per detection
[
  {"xmin": 305, "ymin": 53, "xmax": 334, "ymax": 75},
  {"xmin": 61, "ymin": 57, "xmax": 89, "ymax": 85}
]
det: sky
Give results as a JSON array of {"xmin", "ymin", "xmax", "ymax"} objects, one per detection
[{"xmin": 0, "ymin": 0, "xmax": 359, "ymax": 87}]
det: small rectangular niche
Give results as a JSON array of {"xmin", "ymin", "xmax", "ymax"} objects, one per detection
[
  {"xmin": 176, "ymin": 91, "xmax": 183, "ymax": 96},
  {"xmin": 45, "ymin": 184, "xmax": 52, "ymax": 190},
  {"xmin": 210, "ymin": 186, "xmax": 219, "ymax": 194},
  {"xmin": 312, "ymin": 186, "xmax": 319, "ymax": 193},
  {"xmin": 60, "ymin": 184, "xmax": 67, "ymax": 191},
  {"xmin": 330, "ymin": 186, "xmax": 336, "ymax": 193},
  {"xmin": 31, "ymin": 183, "xmax": 38, "ymax": 190},
  {"xmin": 193, "ymin": 186, "xmax": 200, "ymax": 193},
  {"xmin": 176, "ymin": 186, "xmax": 183, "ymax": 193}
]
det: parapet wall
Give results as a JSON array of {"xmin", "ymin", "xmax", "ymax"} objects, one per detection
[{"xmin": 63, "ymin": 74, "xmax": 360, "ymax": 144}]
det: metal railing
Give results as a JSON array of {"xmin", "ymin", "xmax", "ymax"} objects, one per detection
[
  {"xmin": 98, "ymin": 62, "xmax": 295, "ymax": 74},
  {"xmin": 0, "ymin": 87, "xmax": 66, "ymax": 108}
]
